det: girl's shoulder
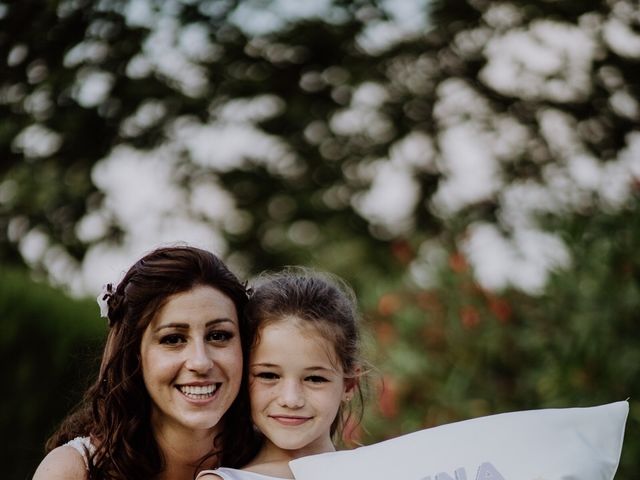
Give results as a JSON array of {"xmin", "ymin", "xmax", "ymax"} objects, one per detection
[
  {"xmin": 196, "ymin": 467, "xmax": 288, "ymax": 480},
  {"xmin": 32, "ymin": 444, "xmax": 88, "ymax": 480}
]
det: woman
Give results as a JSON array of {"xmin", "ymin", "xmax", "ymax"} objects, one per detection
[{"xmin": 33, "ymin": 246, "xmax": 257, "ymax": 480}]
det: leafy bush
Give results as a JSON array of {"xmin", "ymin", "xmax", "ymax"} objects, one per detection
[
  {"xmin": 0, "ymin": 267, "xmax": 104, "ymax": 479},
  {"xmin": 360, "ymin": 204, "xmax": 640, "ymax": 479}
]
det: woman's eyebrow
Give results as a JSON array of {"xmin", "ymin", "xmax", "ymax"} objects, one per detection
[{"xmin": 154, "ymin": 318, "xmax": 236, "ymax": 332}]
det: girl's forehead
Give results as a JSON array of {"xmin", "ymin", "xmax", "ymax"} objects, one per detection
[
  {"xmin": 260, "ymin": 315, "xmax": 326, "ymax": 339},
  {"xmin": 254, "ymin": 317, "xmax": 342, "ymax": 364}
]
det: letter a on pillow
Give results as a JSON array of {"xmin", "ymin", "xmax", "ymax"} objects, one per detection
[{"xmin": 289, "ymin": 401, "xmax": 628, "ymax": 480}]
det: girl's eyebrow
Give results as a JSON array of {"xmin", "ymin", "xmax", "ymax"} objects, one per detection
[
  {"xmin": 250, "ymin": 362, "xmax": 280, "ymax": 368},
  {"xmin": 250, "ymin": 363, "xmax": 337, "ymax": 373},
  {"xmin": 304, "ymin": 366, "xmax": 336, "ymax": 373},
  {"xmin": 154, "ymin": 318, "xmax": 235, "ymax": 332}
]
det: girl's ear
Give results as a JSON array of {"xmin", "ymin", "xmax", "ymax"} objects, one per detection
[{"xmin": 342, "ymin": 366, "xmax": 361, "ymax": 402}]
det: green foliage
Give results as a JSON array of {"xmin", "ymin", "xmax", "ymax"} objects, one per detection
[
  {"xmin": 0, "ymin": 266, "xmax": 104, "ymax": 479},
  {"xmin": 361, "ymin": 197, "xmax": 640, "ymax": 478}
]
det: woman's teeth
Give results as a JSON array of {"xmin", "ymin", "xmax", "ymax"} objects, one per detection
[{"xmin": 179, "ymin": 384, "xmax": 217, "ymax": 398}]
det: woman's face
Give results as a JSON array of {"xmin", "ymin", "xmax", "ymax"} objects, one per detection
[{"xmin": 140, "ymin": 285, "xmax": 243, "ymax": 436}]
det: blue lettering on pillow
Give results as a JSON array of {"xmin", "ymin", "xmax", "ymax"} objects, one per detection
[
  {"xmin": 418, "ymin": 462, "xmax": 505, "ymax": 480},
  {"xmin": 475, "ymin": 462, "xmax": 505, "ymax": 480}
]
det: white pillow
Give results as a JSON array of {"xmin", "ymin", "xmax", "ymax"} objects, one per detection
[{"xmin": 289, "ymin": 401, "xmax": 628, "ymax": 480}]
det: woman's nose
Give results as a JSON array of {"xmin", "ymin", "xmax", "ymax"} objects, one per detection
[
  {"xmin": 185, "ymin": 341, "xmax": 213, "ymax": 373},
  {"xmin": 278, "ymin": 379, "xmax": 305, "ymax": 408}
]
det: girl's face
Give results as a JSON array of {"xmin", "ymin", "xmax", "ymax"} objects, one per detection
[
  {"xmin": 249, "ymin": 318, "xmax": 353, "ymax": 459},
  {"xmin": 140, "ymin": 285, "xmax": 243, "ymax": 437}
]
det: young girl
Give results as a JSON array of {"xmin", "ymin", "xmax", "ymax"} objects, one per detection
[{"xmin": 196, "ymin": 269, "xmax": 365, "ymax": 480}]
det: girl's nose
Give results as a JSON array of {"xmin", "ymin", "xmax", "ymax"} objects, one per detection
[
  {"xmin": 185, "ymin": 341, "xmax": 213, "ymax": 373},
  {"xmin": 278, "ymin": 379, "xmax": 305, "ymax": 408}
]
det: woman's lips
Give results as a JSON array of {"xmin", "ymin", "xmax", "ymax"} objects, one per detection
[{"xmin": 176, "ymin": 383, "xmax": 220, "ymax": 401}]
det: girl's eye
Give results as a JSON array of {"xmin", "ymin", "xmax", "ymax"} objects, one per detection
[
  {"xmin": 255, "ymin": 372, "xmax": 279, "ymax": 380},
  {"xmin": 160, "ymin": 334, "xmax": 185, "ymax": 345},
  {"xmin": 207, "ymin": 331, "xmax": 233, "ymax": 343},
  {"xmin": 306, "ymin": 375, "xmax": 329, "ymax": 383}
]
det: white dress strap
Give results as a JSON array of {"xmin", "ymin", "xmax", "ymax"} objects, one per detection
[
  {"xmin": 64, "ymin": 436, "xmax": 96, "ymax": 469},
  {"xmin": 196, "ymin": 467, "xmax": 287, "ymax": 480},
  {"xmin": 196, "ymin": 469, "xmax": 223, "ymax": 479}
]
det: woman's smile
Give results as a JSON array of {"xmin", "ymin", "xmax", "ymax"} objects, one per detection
[{"xmin": 176, "ymin": 383, "xmax": 220, "ymax": 401}]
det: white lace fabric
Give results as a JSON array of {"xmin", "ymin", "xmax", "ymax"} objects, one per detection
[{"xmin": 65, "ymin": 436, "xmax": 96, "ymax": 469}]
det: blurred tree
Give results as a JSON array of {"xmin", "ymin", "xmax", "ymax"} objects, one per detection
[
  {"xmin": 0, "ymin": 0, "xmax": 406, "ymax": 290},
  {"xmin": 1, "ymin": 0, "xmax": 637, "ymax": 295}
]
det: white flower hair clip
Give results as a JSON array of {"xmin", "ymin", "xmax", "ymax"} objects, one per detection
[{"xmin": 97, "ymin": 283, "xmax": 114, "ymax": 318}]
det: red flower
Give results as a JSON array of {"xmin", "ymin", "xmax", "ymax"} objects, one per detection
[
  {"xmin": 375, "ymin": 321, "xmax": 397, "ymax": 346},
  {"xmin": 391, "ymin": 239, "xmax": 414, "ymax": 264},
  {"xmin": 449, "ymin": 251, "xmax": 468, "ymax": 273},
  {"xmin": 460, "ymin": 305, "xmax": 481, "ymax": 329},
  {"xmin": 416, "ymin": 291, "xmax": 440, "ymax": 311},
  {"xmin": 487, "ymin": 295, "xmax": 512, "ymax": 323},
  {"xmin": 377, "ymin": 293, "xmax": 402, "ymax": 316}
]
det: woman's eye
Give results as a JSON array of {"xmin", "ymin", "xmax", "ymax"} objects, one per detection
[
  {"xmin": 160, "ymin": 334, "xmax": 185, "ymax": 345},
  {"xmin": 306, "ymin": 375, "xmax": 329, "ymax": 383},
  {"xmin": 256, "ymin": 372, "xmax": 279, "ymax": 380},
  {"xmin": 207, "ymin": 331, "xmax": 233, "ymax": 342}
]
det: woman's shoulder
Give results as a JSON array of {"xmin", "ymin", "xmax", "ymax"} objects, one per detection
[{"xmin": 32, "ymin": 444, "xmax": 88, "ymax": 480}]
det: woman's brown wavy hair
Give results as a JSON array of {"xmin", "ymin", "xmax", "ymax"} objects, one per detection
[{"xmin": 45, "ymin": 245, "xmax": 258, "ymax": 479}]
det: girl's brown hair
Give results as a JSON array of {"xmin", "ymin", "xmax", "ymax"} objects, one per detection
[
  {"xmin": 245, "ymin": 268, "xmax": 366, "ymax": 442},
  {"xmin": 46, "ymin": 245, "xmax": 256, "ymax": 479}
]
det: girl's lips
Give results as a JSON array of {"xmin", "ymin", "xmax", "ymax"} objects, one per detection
[{"xmin": 269, "ymin": 415, "xmax": 312, "ymax": 426}]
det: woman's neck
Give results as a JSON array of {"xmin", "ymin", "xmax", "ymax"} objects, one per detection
[{"xmin": 152, "ymin": 422, "xmax": 219, "ymax": 480}]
